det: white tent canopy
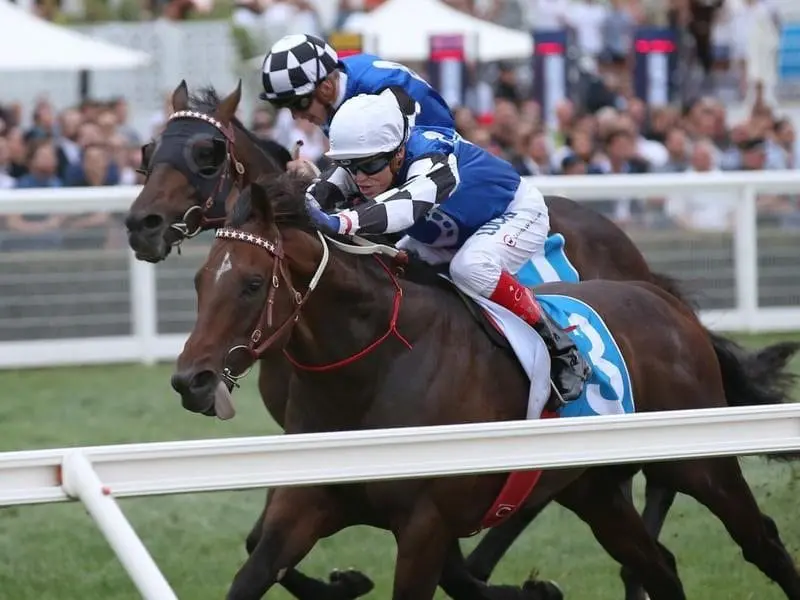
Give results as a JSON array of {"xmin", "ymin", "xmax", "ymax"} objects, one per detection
[
  {"xmin": 0, "ymin": 2, "xmax": 151, "ymax": 71},
  {"xmin": 342, "ymin": 0, "xmax": 533, "ymax": 62}
]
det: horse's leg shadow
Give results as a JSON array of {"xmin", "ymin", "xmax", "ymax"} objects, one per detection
[
  {"xmin": 242, "ymin": 491, "xmax": 373, "ymax": 600},
  {"xmin": 440, "ymin": 540, "xmax": 563, "ymax": 600},
  {"xmin": 558, "ymin": 469, "xmax": 686, "ymax": 600},
  {"xmin": 619, "ymin": 478, "xmax": 677, "ymax": 600},
  {"xmin": 645, "ymin": 458, "xmax": 800, "ymax": 600}
]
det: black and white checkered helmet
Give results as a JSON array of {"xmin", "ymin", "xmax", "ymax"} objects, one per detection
[{"xmin": 260, "ymin": 34, "xmax": 339, "ymax": 102}]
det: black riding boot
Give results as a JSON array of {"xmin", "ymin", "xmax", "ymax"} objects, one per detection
[{"xmin": 531, "ymin": 310, "xmax": 592, "ymax": 407}]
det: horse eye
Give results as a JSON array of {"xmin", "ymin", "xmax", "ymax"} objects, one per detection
[{"xmin": 243, "ymin": 276, "xmax": 264, "ymax": 295}]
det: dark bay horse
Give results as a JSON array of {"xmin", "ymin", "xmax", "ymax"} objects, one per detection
[
  {"xmin": 123, "ymin": 81, "xmax": 800, "ymax": 600},
  {"xmin": 124, "ymin": 80, "xmax": 287, "ymax": 263},
  {"xmin": 171, "ymin": 177, "xmax": 800, "ymax": 600}
]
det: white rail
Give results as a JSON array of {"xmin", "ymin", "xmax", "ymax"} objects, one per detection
[
  {"xmin": 0, "ymin": 170, "xmax": 799, "ymax": 369},
  {"xmin": 3, "ymin": 404, "xmax": 800, "ymax": 599},
  {"xmin": 4, "ymin": 404, "xmax": 800, "ymax": 506}
]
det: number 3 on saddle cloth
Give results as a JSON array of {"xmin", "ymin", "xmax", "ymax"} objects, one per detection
[{"xmin": 465, "ymin": 290, "xmax": 636, "ymax": 535}]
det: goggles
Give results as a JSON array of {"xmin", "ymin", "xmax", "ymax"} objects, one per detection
[{"xmin": 335, "ymin": 152, "xmax": 395, "ymax": 176}]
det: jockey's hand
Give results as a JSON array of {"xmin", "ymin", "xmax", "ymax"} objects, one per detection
[{"xmin": 287, "ymin": 158, "xmax": 321, "ymax": 179}]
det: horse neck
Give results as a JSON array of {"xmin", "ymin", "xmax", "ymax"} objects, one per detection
[{"xmin": 285, "ymin": 245, "xmax": 419, "ymax": 387}]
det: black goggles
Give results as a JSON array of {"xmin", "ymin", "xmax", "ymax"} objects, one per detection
[
  {"xmin": 335, "ymin": 152, "xmax": 395, "ymax": 176},
  {"xmin": 269, "ymin": 94, "xmax": 314, "ymax": 112}
]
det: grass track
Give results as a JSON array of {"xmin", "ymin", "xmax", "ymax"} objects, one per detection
[{"xmin": 0, "ymin": 332, "xmax": 799, "ymax": 599}]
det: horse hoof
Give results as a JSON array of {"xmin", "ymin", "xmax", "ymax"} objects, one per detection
[
  {"xmin": 327, "ymin": 568, "xmax": 375, "ymax": 598},
  {"xmin": 522, "ymin": 578, "xmax": 564, "ymax": 600}
]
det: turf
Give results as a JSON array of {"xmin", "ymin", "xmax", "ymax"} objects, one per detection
[{"xmin": 0, "ymin": 332, "xmax": 799, "ymax": 599}]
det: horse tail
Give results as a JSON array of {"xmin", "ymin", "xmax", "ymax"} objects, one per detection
[
  {"xmin": 708, "ymin": 331, "xmax": 800, "ymax": 461},
  {"xmin": 649, "ymin": 270, "xmax": 800, "ymax": 459}
]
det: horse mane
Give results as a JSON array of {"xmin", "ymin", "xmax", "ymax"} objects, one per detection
[
  {"xmin": 188, "ymin": 86, "xmax": 287, "ymax": 171},
  {"xmin": 229, "ymin": 172, "xmax": 315, "ymax": 230}
]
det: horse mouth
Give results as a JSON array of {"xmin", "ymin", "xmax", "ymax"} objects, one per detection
[
  {"xmin": 172, "ymin": 370, "xmax": 236, "ymax": 420},
  {"xmin": 128, "ymin": 230, "xmax": 172, "ymax": 263},
  {"xmin": 133, "ymin": 245, "xmax": 172, "ymax": 263}
]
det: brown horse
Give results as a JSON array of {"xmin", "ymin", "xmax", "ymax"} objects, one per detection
[
  {"xmin": 124, "ymin": 81, "xmax": 799, "ymax": 600},
  {"xmin": 171, "ymin": 177, "xmax": 800, "ymax": 600},
  {"xmin": 124, "ymin": 81, "xmax": 286, "ymax": 263},
  {"xmin": 125, "ymin": 82, "xmax": 376, "ymax": 600}
]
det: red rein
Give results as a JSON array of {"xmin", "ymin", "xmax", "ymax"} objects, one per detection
[{"xmin": 282, "ymin": 256, "xmax": 412, "ymax": 372}]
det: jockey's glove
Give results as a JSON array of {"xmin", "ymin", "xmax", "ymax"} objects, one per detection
[{"xmin": 306, "ymin": 200, "xmax": 342, "ymax": 235}]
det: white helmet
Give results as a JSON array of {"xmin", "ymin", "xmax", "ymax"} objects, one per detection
[{"xmin": 326, "ymin": 89, "xmax": 418, "ymax": 162}]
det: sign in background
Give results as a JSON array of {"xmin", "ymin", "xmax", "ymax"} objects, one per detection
[
  {"xmin": 532, "ymin": 28, "xmax": 578, "ymax": 128},
  {"xmin": 427, "ymin": 34, "xmax": 468, "ymax": 108},
  {"xmin": 328, "ymin": 31, "xmax": 363, "ymax": 58},
  {"xmin": 632, "ymin": 27, "xmax": 678, "ymax": 106}
]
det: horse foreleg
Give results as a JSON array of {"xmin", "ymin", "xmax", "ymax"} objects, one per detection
[
  {"xmin": 620, "ymin": 479, "xmax": 677, "ymax": 600},
  {"xmin": 243, "ymin": 491, "xmax": 373, "ymax": 600},
  {"xmin": 391, "ymin": 497, "xmax": 452, "ymax": 600},
  {"xmin": 227, "ymin": 486, "xmax": 345, "ymax": 600}
]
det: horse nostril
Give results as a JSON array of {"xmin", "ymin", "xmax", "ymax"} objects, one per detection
[
  {"xmin": 171, "ymin": 369, "xmax": 216, "ymax": 396},
  {"xmin": 192, "ymin": 370, "xmax": 216, "ymax": 391},
  {"xmin": 142, "ymin": 214, "xmax": 165, "ymax": 232},
  {"xmin": 125, "ymin": 212, "xmax": 164, "ymax": 234}
]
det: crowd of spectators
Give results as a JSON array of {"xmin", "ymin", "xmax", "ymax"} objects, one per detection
[
  {"xmin": 0, "ymin": 97, "xmax": 143, "ymax": 250},
  {"xmin": 1, "ymin": 0, "xmax": 797, "ymax": 253}
]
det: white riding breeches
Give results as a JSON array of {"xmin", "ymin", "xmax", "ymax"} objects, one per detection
[{"xmin": 396, "ymin": 179, "xmax": 549, "ymax": 299}]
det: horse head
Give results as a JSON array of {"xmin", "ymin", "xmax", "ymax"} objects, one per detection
[
  {"xmin": 125, "ymin": 80, "xmax": 285, "ymax": 263},
  {"xmin": 171, "ymin": 176, "xmax": 329, "ymax": 417}
]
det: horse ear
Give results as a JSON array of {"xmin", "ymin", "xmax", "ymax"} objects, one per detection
[
  {"xmin": 172, "ymin": 80, "xmax": 189, "ymax": 112},
  {"xmin": 217, "ymin": 79, "xmax": 242, "ymax": 124},
  {"xmin": 249, "ymin": 181, "xmax": 274, "ymax": 224}
]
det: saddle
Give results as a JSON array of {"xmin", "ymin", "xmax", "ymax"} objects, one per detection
[{"xmin": 388, "ymin": 250, "xmax": 512, "ymax": 352}]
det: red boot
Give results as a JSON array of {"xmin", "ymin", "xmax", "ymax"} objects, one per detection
[{"xmin": 489, "ymin": 271, "xmax": 591, "ymax": 404}]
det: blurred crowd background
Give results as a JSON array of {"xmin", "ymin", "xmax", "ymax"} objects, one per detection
[{"xmin": 1, "ymin": 0, "xmax": 798, "ymax": 252}]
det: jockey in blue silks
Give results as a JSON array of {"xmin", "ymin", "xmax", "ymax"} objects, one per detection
[
  {"xmin": 258, "ymin": 33, "xmax": 455, "ymax": 135},
  {"xmin": 305, "ymin": 89, "xmax": 591, "ymax": 404}
]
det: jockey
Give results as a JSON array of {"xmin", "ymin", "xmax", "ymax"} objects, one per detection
[
  {"xmin": 259, "ymin": 33, "xmax": 455, "ymax": 135},
  {"xmin": 305, "ymin": 89, "xmax": 591, "ymax": 404}
]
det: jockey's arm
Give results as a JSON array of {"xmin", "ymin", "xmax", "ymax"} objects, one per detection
[{"xmin": 332, "ymin": 153, "xmax": 459, "ymax": 236}]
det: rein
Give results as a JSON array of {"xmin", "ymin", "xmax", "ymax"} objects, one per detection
[
  {"xmin": 214, "ymin": 229, "xmax": 411, "ymax": 386},
  {"xmin": 163, "ymin": 110, "xmax": 246, "ymax": 248}
]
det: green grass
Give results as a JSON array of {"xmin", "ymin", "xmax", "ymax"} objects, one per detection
[{"xmin": 1, "ymin": 333, "xmax": 799, "ymax": 599}]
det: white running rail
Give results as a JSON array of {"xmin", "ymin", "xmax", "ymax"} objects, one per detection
[
  {"xmin": 0, "ymin": 170, "xmax": 799, "ymax": 369},
  {"xmin": 2, "ymin": 404, "xmax": 800, "ymax": 598}
]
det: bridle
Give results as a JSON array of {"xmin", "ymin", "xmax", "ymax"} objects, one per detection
[
  {"xmin": 147, "ymin": 110, "xmax": 247, "ymax": 249},
  {"xmin": 215, "ymin": 226, "xmax": 330, "ymax": 388},
  {"xmin": 213, "ymin": 227, "xmax": 409, "ymax": 388}
]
